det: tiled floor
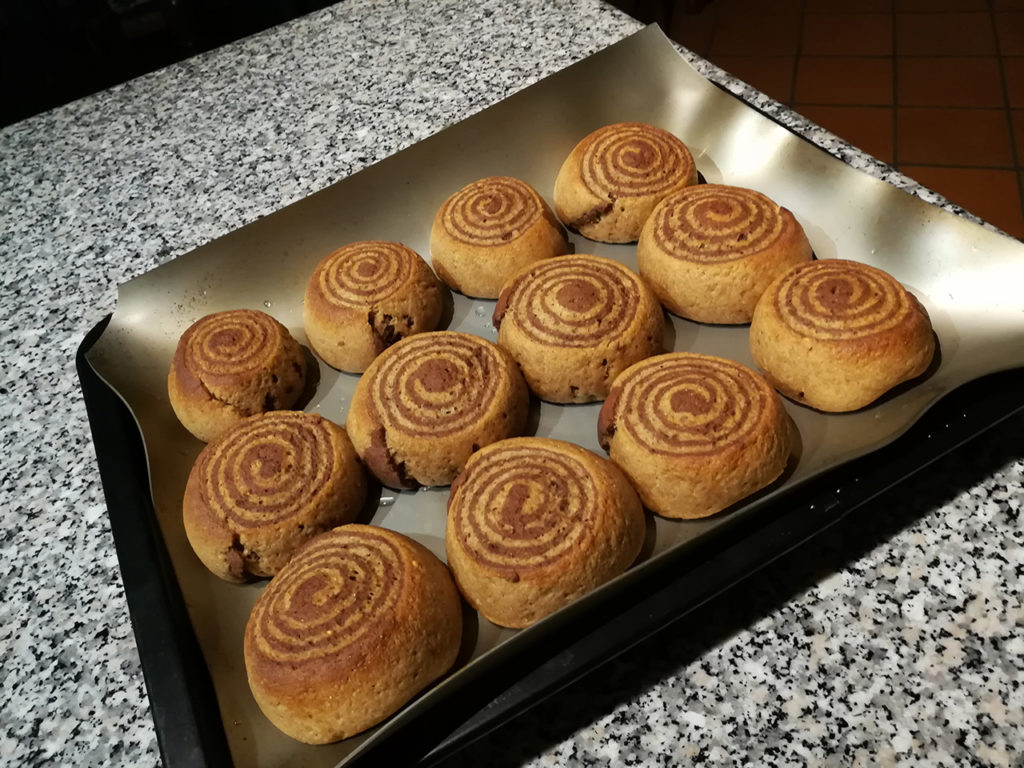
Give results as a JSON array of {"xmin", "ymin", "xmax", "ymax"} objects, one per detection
[{"xmin": 631, "ymin": 0, "xmax": 1024, "ymax": 238}]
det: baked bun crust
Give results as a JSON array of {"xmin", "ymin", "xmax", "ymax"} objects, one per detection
[
  {"xmin": 553, "ymin": 122, "xmax": 698, "ymax": 243},
  {"xmin": 168, "ymin": 309, "xmax": 307, "ymax": 442},
  {"xmin": 493, "ymin": 254, "xmax": 663, "ymax": 403},
  {"xmin": 345, "ymin": 331, "xmax": 529, "ymax": 489},
  {"xmin": 446, "ymin": 437, "xmax": 644, "ymax": 628},
  {"xmin": 429, "ymin": 176, "xmax": 568, "ymax": 298},
  {"xmin": 749, "ymin": 259, "xmax": 935, "ymax": 412},
  {"xmin": 182, "ymin": 411, "xmax": 366, "ymax": 582},
  {"xmin": 303, "ymin": 241, "xmax": 443, "ymax": 372},
  {"xmin": 598, "ymin": 353, "xmax": 792, "ymax": 519},
  {"xmin": 244, "ymin": 525, "xmax": 462, "ymax": 744},
  {"xmin": 637, "ymin": 184, "xmax": 813, "ymax": 324}
]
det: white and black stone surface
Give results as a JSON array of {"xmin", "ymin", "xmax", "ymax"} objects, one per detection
[{"xmin": 1, "ymin": 1, "xmax": 1020, "ymax": 766}]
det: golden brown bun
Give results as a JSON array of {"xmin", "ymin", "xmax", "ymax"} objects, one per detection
[
  {"xmin": 244, "ymin": 525, "xmax": 462, "ymax": 744},
  {"xmin": 345, "ymin": 331, "xmax": 530, "ymax": 489},
  {"xmin": 445, "ymin": 437, "xmax": 644, "ymax": 628},
  {"xmin": 637, "ymin": 184, "xmax": 813, "ymax": 324},
  {"xmin": 429, "ymin": 176, "xmax": 568, "ymax": 298},
  {"xmin": 598, "ymin": 353, "xmax": 793, "ymax": 519},
  {"xmin": 749, "ymin": 259, "xmax": 935, "ymax": 412},
  {"xmin": 182, "ymin": 411, "xmax": 366, "ymax": 582},
  {"xmin": 553, "ymin": 122, "xmax": 698, "ymax": 243},
  {"xmin": 168, "ymin": 309, "xmax": 307, "ymax": 442},
  {"xmin": 303, "ymin": 241, "xmax": 444, "ymax": 372},
  {"xmin": 493, "ymin": 254, "xmax": 663, "ymax": 403}
]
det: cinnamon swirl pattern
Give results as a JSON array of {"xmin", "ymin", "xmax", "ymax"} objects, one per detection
[
  {"xmin": 493, "ymin": 255, "xmax": 663, "ymax": 402},
  {"xmin": 244, "ymin": 525, "xmax": 462, "ymax": 744},
  {"xmin": 638, "ymin": 185, "xmax": 813, "ymax": 324},
  {"xmin": 446, "ymin": 437, "xmax": 644, "ymax": 628},
  {"xmin": 167, "ymin": 309, "xmax": 307, "ymax": 442},
  {"xmin": 304, "ymin": 241, "xmax": 443, "ymax": 373},
  {"xmin": 554, "ymin": 122, "xmax": 698, "ymax": 243},
  {"xmin": 598, "ymin": 353, "xmax": 793, "ymax": 519},
  {"xmin": 345, "ymin": 331, "xmax": 529, "ymax": 488},
  {"xmin": 750, "ymin": 259, "xmax": 935, "ymax": 412},
  {"xmin": 182, "ymin": 411, "xmax": 366, "ymax": 582},
  {"xmin": 430, "ymin": 176, "xmax": 568, "ymax": 298}
]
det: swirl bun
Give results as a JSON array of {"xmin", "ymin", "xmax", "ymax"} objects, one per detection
[
  {"xmin": 598, "ymin": 353, "xmax": 793, "ymax": 519},
  {"xmin": 182, "ymin": 411, "xmax": 366, "ymax": 582},
  {"xmin": 168, "ymin": 309, "xmax": 307, "ymax": 442},
  {"xmin": 554, "ymin": 122, "xmax": 698, "ymax": 243},
  {"xmin": 637, "ymin": 184, "xmax": 813, "ymax": 324},
  {"xmin": 430, "ymin": 176, "xmax": 568, "ymax": 298},
  {"xmin": 749, "ymin": 259, "xmax": 935, "ymax": 412},
  {"xmin": 244, "ymin": 525, "xmax": 462, "ymax": 744},
  {"xmin": 493, "ymin": 254, "xmax": 663, "ymax": 402},
  {"xmin": 446, "ymin": 437, "xmax": 644, "ymax": 628},
  {"xmin": 345, "ymin": 331, "xmax": 530, "ymax": 488},
  {"xmin": 304, "ymin": 241, "xmax": 443, "ymax": 372}
]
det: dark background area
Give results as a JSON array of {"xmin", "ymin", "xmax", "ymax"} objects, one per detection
[{"xmin": 0, "ymin": 0, "xmax": 337, "ymax": 126}]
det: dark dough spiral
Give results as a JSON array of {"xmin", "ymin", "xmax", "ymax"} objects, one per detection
[
  {"xmin": 449, "ymin": 443, "xmax": 596, "ymax": 574},
  {"xmin": 581, "ymin": 123, "xmax": 692, "ymax": 199},
  {"xmin": 247, "ymin": 527, "xmax": 403, "ymax": 663},
  {"xmin": 198, "ymin": 412, "xmax": 334, "ymax": 529},
  {"xmin": 651, "ymin": 186, "xmax": 785, "ymax": 263},
  {"xmin": 613, "ymin": 354, "xmax": 771, "ymax": 457},
  {"xmin": 773, "ymin": 260, "xmax": 913, "ymax": 340},
  {"xmin": 371, "ymin": 333, "xmax": 505, "ymax": 438},
  {"xmin": 503, "ymin": 257, "xmax": 641, "ymax": 348},
  {"xmin": 184, "ymin": 309, "xmax": 282, "ymax": 377},
  {"xmin": 312, "ymin": 241, "xmax": 415, "ymax": 308},
  {"xmin": 440, "ymin": 176, "xmax": 542, "ymax": 246}
]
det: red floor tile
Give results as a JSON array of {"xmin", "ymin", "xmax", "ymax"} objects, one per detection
[
  {"xmin": 710, "ymin": 13, "xmax": 802, "ymax": 56},
  {"xmin": 805, "ymin": 0, "xmax": 892, "ymax": 12},
  {"xmin": 995, "ymin": 12, "xmax": 1024, "ymax": 55},
  {"xmin": 710, "ymin": 55, "xmax": 796, "ymax": 103},
  {"xmin": 898, "ymin": 107, "xmax": 1015, "ymax": 167},
  {"xmin": 1005, "ymin": 58, "xmax": 1024, "ymax": 109},
  {"xmin": 898, "ymin": 57, "xmax": 1005, "ymax": 107},
  {"xmin": 715, "ymin": 0, "xmax": 803, "ymax": 15},
  {"xmin": 899, "ymin": 165, "xmax": 1024, "ymax": 237},
  {"xmin": 795, "ymin": 105, "xmax": 895, "ymax": 162},
  {"xmin": 1011, "ymin": 110, "xmax": 1024, "ymax": 163},
  {"xmin": 670, "ymin": 8, "xmax": 717, "ymax": 57},
  {"xmin": 895, "ymin": 13, "xmax": 996, "ymax": 55},
  {"xmin": 802, "ymin": 14, "xmax": 893, "ymax": 56},
  {"xmin": 896, "ymin": 0, "xmax": 990, "ymax": 10},
  {"xmin": 794, "ymin": 57, "xmax": 894, "ymax": 105}
]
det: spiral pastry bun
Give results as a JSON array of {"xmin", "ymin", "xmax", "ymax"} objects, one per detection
[
  {"xmin": 182, "ymin": 411, "xmax": 367, "ymax": 582},
  {"xmin": 553, "ymin": 122, "xmax": 698, "ymax": 243},
  {"xmin": 168, "ymin": 309, "xmax": 308, "ymax": 442},
  {"xmin": 446, "ymin": 437, "xmax": 644, "ymax": 628},
  {"xmin": 244, "ymin": 524, "xmax": 462, "ymax": 744},
  {"xmin": 749, "ymin": 259, "xmax": 935, "ymax": 412},
  {"xmin": 346, "ymin": 331, "xmax": 529, "ymax": 489},
  {"xmin": 303, "ymin": 241, "xmax": 444, "ymax": 373},
  {"xmin": 429, "ymin": 176, "xmax": 568, "ymax": 298},
  {"xmin": 493, "ymin": 254, "xmax": 663, "ymax": 403},
  {"xmin": 637, "ymin": 184, "xmax": 813, "ymax": 324},
  {"xmin": 598, "ymin": 353, "xmax": 793, "ymax": 519}
]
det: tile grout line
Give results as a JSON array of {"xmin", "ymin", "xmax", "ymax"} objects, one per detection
[{"xmin": 988, "ymin": 1, "xmax": 1024, "ymax": 232}]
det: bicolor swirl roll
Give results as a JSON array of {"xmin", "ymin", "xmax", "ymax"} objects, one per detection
[
  {"xmin": 168, "ymin": 309, "xmax": 307, "ymax": 442},
  {"xmin": 182, "ymin": 411, "xmax": 366, "ymax": 582},
  {"xmin": 554, "ymin": 122, "xmax": 698, "ymax": 243},
  {"xmin": 430, "ymin": 176, "xmax": 568, "ymax": 298},
  {"xmin": 446, "ymin": 437, "xmax": 644, "ymax": 628},
  {"xmin": 494, "ymin": 255, "xmax": 663, "ymax": 403},
  {"xmin": 244, "ymin": 525, "xmax": 462, "ymax": 744},
  {"xmin": 750, "ymin": 259, "xmax": 936, "ymax": 412},
  {"xmin": 346, "ymin": 331, "xmax": 529, "ymax": 488},
  {"xmin": 637, "ymin": 185, "xmax": 813, "ymax": 324},
  {"xmin": 599, "ymin": 353, "xmax": 793, "ymax": 519},
  {"xmin": 304, "ymin": 241, "xmax": 443, "ymax": 373}
]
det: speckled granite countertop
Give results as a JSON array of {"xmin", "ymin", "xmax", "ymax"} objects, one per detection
[{"xmin": 1, "ymin": 1, "xmax": 1021, "ymax": 765}]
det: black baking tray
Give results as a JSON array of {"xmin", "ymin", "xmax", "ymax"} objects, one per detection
[{"xmin": 77, "ymin": 314, "xmax": 1024, "ymax": 767}]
